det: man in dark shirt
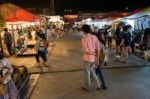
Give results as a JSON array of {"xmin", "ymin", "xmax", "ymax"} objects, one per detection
[{"xmin": 4, "ymin": 28, "xmax": 13, "ymax": 55}]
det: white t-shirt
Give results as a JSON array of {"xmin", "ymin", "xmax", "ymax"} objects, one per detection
[{"xmin": 107, "ymin": 29, "xmax": 112, "ymax": 37}]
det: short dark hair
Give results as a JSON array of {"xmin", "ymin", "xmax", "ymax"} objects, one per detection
[
  {"xmin": 82, "ymin": 24, "xmax": 91, "ymax": 33},
  {"xmin": 4, "ymin": 28, "xmax": 8, "ymax": 32}
]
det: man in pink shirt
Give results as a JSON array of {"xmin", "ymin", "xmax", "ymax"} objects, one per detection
[{"xmin": 81, "ymin": 24, "xmax": 101, "ymax": 91}]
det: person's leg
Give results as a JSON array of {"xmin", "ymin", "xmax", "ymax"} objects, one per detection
[
  {"xmin": 104, "ymin": 49, "xmax": 108, "ymax": 66},
  {"xmin": 95, "ymin": 67, "xmax": 107, "ymax": 89},
  {"xmin": 110, "ymin": 37, "xmax": 112, "ymax": 46},
  {"xmin": 131, "ymin": 41, "xmax": 135, "ymax": 53},
  {"xmin": 41, "ymin": 51, "xmax": 49, "ymax": 66},
  {"xmin": 35, "ymin": 50, "xmax": 40, "ymax": 67},
  {"xmin": 125, "ymin": 46, "xmax": 129, "ymax": 63},
  {"xmin": 90, "ymin": 63, "xmax": 100, "ymax": 89},
  {"xmin": 121, "ymin": 46, "xmax": 128, "ymax": 63},
  {"xmin": 121, "ymin": 47, "xmax": 125, "ymax": 60},
  {"xmin": 116, "ymin": 40, "xmax": 122, "ymax": 55},
  {"xmin": 115, "ymin": 40, "xmax": 120, "ymax": 56},
  {"xmin": 144, "ymin": 50, "xmax": 148, "ymax": 63},
  {"xmin": 83, "ymin": 62, "xmax": 91, "ymax": 90},
  {"xmin": 100, "ymin": 50, "xmax": 103, "ymax": 63},
  {"xmin": 6, "ymin": 43, "xmax": 12, "ymax": 55},
  {"xmin": 108, "ymin": 37, "xmax": 112, "ymax": 47}
]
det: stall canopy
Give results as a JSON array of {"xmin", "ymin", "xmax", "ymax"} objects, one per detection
[
  {"xmin": 101, "ymin": 11, "xmax": 128, "ymax": 20},
  {"xmin": 0, "ymin": 3, "xmax": 39, "ymax": 22},
  {"xmin": 124, "ymin": 7, "xmax": 150, "ymax": 19},
  {"xmin": 49, "ymin": 16, "xmax": 63, "ymax": 22}
]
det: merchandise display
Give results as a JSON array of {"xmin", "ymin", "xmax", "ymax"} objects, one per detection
[
  {"xmin": 12, "ymin": 65, "xmax": 29, "ymax": 98},
  {"xmin": 16, "ymin": 39, "xmax": 37, "ymax": 56}
]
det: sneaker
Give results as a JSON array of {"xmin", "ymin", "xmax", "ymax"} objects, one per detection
[
  {"xmin": 101, "ymin": 85, "xmax": 107, "ymax": 90},
  {"xmin": 82, "ymin": 86, "xmax": 90, "ymax": 91},
  {"xmin": 104, "ymin": 62, "xmax": 107, "ymax": 66},
  {"xmin": 44, "ymin": 62, "xmax": 49, "ymax": 67},
  {"xmin": 116, "ymin": 55, "xmax": 120, "ymax": 59},
  {"xmin": 96, "ymin": 87, "xmax": 101, "ymax": 90}
]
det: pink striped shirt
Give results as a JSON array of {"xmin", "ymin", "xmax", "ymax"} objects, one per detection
[{"xmin": 81, "ymin": 34, "xmax": 100, "ymax": 62}]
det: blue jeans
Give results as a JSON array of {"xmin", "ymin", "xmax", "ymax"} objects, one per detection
[
  {"xmin": 36, "ymin": 50, "xmax": 47, "ymax": 62},
  {"xmin": 95, "ymin": 67, "xmax": 106, "ymax": 87},
  {"xmin": 83, "ymin": 61, "xmax": 100, "ymax": 90}
]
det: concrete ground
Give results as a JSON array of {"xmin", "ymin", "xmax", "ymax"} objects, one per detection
[{"xmin": 29, "ymin": 32, "xmax": 150, "ymax": 99}]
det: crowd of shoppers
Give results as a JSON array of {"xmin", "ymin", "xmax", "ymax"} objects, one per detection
[{"xmin": 81, "ymin": 23, "xmax": 150, "ymax": 91}]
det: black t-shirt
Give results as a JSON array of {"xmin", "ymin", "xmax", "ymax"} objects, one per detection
[{"xmin": 122, "ymin": 32, "xmax": 131, "ymax": 46}]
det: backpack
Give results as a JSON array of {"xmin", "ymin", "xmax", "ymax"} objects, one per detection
[{"xmin": 4, "ymin": 32, "xmax": 12, "ymax": 44}]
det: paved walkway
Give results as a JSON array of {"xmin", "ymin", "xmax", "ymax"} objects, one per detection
[{"xmin": 29, "ymin": 32, "xmax": 150, "ymax": 99}]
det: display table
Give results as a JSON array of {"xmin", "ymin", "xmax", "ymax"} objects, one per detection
[
  {"xmin": 12, "ymin": 65, "xmax": 30, "ymax": 98},
  {"xmin": 27, "ymin": 40, "xmax": 36, "ymax": 46},
  {"xmin": 17, "ymin": 40, "xmax": 37, "ymax": 56}
]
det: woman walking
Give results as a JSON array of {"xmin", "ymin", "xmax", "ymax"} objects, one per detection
[
  {"xmin": 141, "ymin": 28, "xmax": 150, "ymax": 63},
  {"xmin": 96, "ymin": 31, "xmax": 107, "ymax": 89},
  {"xmin": 35, "ymin": 30, "xmax": 49, "ymax": 70},
  {"xmin": 120, "ymin": 26, "xmax": 131, "ymax": 63}
]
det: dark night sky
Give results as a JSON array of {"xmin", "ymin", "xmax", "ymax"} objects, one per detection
[{"xmin": 1, "ymin": 0, "xmax": 150, "ymax": 14}]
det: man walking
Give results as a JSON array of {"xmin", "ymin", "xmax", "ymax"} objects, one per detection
[
  {"xmin": 81, "ymin": 24, "xmax": 101, "ymax": 91},
  {"xmin": 4, "ymin": 28, "xmax": 13, "ymax": 56}
]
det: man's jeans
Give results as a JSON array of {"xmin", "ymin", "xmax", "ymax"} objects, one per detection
[
  {"xmin": 95, "ymin": 67, "xmax": 106, "ymax": 87},
  {"xmin": 83, "ymin": 61, "xmax": 100, "ymax": 90}
]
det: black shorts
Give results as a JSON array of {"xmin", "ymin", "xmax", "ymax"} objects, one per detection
[{"xmin": 116, "ymin": 40, "xmax": 122, "ymax": 46}]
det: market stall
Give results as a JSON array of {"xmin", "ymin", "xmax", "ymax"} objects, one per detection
[
  {"xmin": 0, "ymin": 3, "xmax": 41, "ymax": 56},
  {"xmin": 122, "ymin": 7, "xmax": 150, "ymax": 60}
]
